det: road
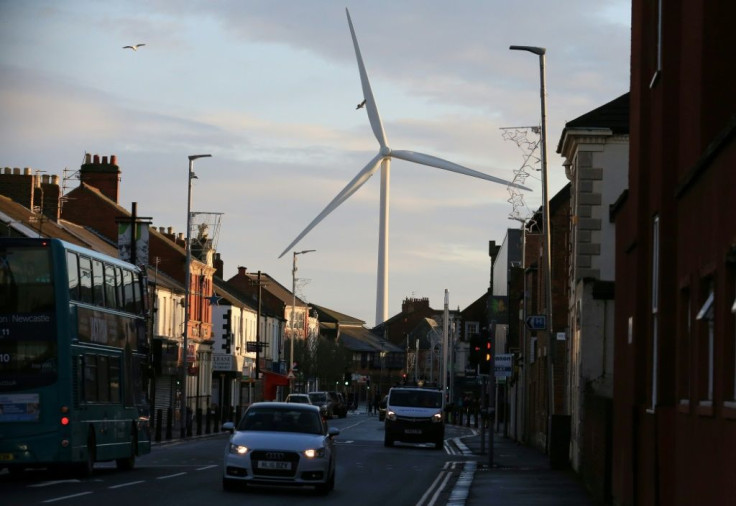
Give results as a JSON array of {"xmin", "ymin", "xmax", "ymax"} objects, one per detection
[{"xmin": 1, "ymin": 412, "xmax": 476, "ymax": 506}]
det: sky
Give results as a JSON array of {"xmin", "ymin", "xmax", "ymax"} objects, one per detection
[{"xmin": 0, "ymin": 0, "xmax": 631, "ymax": 326}]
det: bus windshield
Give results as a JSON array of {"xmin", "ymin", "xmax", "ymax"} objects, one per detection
[
  {"xmin": 0, "ymin": 244, "xmax": 57, "ymax": 391},
  {"xmin": 0, "ymin": 244, "xmax": 54, "ymax": 313}
]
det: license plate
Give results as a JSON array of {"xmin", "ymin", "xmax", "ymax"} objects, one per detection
[
  {"xmin": 0, "ymin": 453, "xmax": 14, "ymax": 462},
  {"xmin": 257, "ymin": 460, "xmax": 291, "ymax": 470},
  {"xmin": 405, "ymin": 429, "xmax": 422, "ymax": 434}
]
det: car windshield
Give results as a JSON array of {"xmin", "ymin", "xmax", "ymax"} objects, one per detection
[
  {"xmin": 237, "ymin": 407, "xmax": 323, "ymax": 435},
  {"xmin": 390, "ymin": 390, "xmax": 442, "ymax": 408},
  {"xmin": 308, "ymin": 392, "xmax": 327, "ymax": 403},
  {"xmin": 288, "ymin": 395, "xmax": 310, "ymax": 403}
]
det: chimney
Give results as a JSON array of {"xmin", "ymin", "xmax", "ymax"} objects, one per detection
[
  {"xmin": 80, "ymin": 153, "xmax": 121, "ymax": 203},
  {"xmin": 37, "ymin": 174, "xmax": 61, "ymax": 222},
  {"xmin": 214, "ymin": 253, "xmax": 224, "ymax": 279},
  {"xmin": 0, "ymin": 167, "xmax": 34, "ymax": 208},
  {"xmin": 237, "ymin": 266, "xmax": 247, "ymax": 276}
]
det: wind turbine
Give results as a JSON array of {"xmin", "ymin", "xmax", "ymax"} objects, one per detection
[{"xmin": 280, "ymin": 8, "xmax": 531, "ymax": 325}]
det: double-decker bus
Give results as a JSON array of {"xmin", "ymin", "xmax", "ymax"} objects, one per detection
[{"xmin": 0, "ymin": 237, "xmax": 151, "ymax": 475}]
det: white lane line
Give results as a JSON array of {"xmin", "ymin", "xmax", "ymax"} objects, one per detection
[
  {"xmin": 415, "ymin": 469, "xmax": 451, "ymax": 506},
  {"xmin": 196, "ymin": 465, "xmax": 218, "ymax": 471},
  {"xmin": 42, "ymin": 491, "xmax": 93, "ymax": 503},
  {"xmin": 156, "ymin": 472, "xmax": 187, "ymax": 480},
  {"xmin": 109, "ymin": 480, "xmax": 145, "ymax": 489}
]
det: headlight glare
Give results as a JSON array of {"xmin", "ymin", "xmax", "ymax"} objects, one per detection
[
  {"xmin": 303, "ymin": 448, "xmax": 325, "ymax": 458},
  {"xmin": 229, "ymin": 443, "xmax": 249, "ymax": 455},
  {"xmin": 432, "ymin": 412, "xmax": 443, "ymax": 423},
  {"xmin": 386, "ymin": 410, "xmax": 396, "ymax": 421}
]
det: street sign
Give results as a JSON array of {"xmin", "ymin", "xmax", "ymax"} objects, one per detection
[
  {"xmin": 495, "ymin": 354, "xmax": 513, "ymax": 378},
  {"xmin": 525, "ymin": 314, "xmax": 546, "ymax": 330}
]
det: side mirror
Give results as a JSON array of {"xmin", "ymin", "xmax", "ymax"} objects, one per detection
[
  {"xmin": 328, "ymin": 427, "xmax": 340, "ymax": 438},
  {"xmin": 222, "ymin": 421, "xmax": 235, "ymax": 434}
]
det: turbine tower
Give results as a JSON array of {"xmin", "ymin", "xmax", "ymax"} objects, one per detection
[{"xmin": 280, "ymin": 8, "xmax": 530, "ymax": 325}]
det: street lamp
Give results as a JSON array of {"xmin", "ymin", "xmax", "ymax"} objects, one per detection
[
  {"xmin": 510, "ymin": 45, "xmax": 554, "ymax": 446},
  {"xmin": 181, "ymin": 154, "xmax": 211, "ymax": 438},
  {"xmin": 290, "ymin": 249, "xmax": 316, "ymax": 386}
]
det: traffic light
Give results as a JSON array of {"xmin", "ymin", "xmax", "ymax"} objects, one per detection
[
  {"xmin": 468, "ymin": 333, "xmax": 482, "ymax": 367},
  {"xmin": 478, "ymin": 336, "xmax": 492, "ymax": 375}
]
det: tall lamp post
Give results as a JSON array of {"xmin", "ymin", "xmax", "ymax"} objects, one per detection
[
  {"xmin": 290, "ymin": 249, "xmax": 316, "ymax": 387},
  {"xmin": 509, "ymin": 45, "xmax": 554, "ymax": 445},
  {"xmin": 181, "ymin": 154, "xmax": 211, "ymax": 438}
]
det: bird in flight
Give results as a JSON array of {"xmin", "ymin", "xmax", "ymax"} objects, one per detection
[
  {"xmin": 123, "ymin": 44, "xmax": 146, "ymax": 51},
  {"xmin": 356, "ymin": 99, "xmax": 366, "ymax": 109}
]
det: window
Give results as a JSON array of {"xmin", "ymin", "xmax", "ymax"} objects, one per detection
[
  {"xmin": 650, "ymin": 216, "xmax": 660, "ymax": 411},
  {"xmin": 103, "ymin": 263, "xmax": 117, "ymax": 309},
  {"xmin": 67, "ymin": 251, "xmax": 79, "ymax": 300},
  {"xmin": 122, "ymin": 269, "xmax": 135, "ymax": 312},
  {"xmin": 92, "ymin": 259, "xmax": 104, "ymax": 306},
  {"xmin": 696, "ymin": 280, "xmax": 714, "ymax": 403},
  {"xmin": 79, "ymin": 256, "xmax": 93, "ymax": 304},
  {"xmin": 465, "ymin": 321, "xmax": 479, "ymax": 339}
]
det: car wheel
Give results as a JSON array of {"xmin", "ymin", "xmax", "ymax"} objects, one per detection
[
  {"xmin": 315, "ymin": 470, "xmax": 335, "ymax": 495},
  {"xmin": 77, "ymin": 430, "xmax": 96, "ymax": 478},
  {"xmin": 384, "ymin": 433, "xmax": 393, "ymax": 447},
  {"xmin": 116, "ymin": 433, "xmax": 137, "ymax": 470}
]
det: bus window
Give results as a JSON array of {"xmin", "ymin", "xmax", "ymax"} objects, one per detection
[
  {"xmin": 83, "ymin": 355, "xmax": 98, "ymax": 402},
  {"xmin": 97, "ymin": 355, "xmax": 110, "ymax": 402},
  {"xmin": 103, "ymin": 263, "xmax": 117, "ymax": 309},
  {"xmin": 122, "ymin": 270, "xmax": 135, "ymax": 313},
  {"xmin": 67, "ymin": 251, "xmax": 79, "ymax": 301},
  {"xmin": 92, "ymin": 259, "xmax": 104, "ymax": 306},
  {"xmin": 109, "ymin": 356, "xmax": 121, "ymax": 402},
  {"xmin": 115, "ymin": 266, "xmax": 124, "ymax": 310},
  {"xmin": 79, "ymin": 256, "xmax": 92, "ymax": 303}
]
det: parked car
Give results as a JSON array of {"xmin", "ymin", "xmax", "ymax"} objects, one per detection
[
  {"xmin": 383, "ymin": 387, "xmax": 444, "ymax": 449},
  {"xmin": 307, "ymin": 391, "xmax": 334, "ymax": 419},
  {"xmin": 377, "ymin": 394, "xmax": 388, "ymax": 421},
  {"xmin": 286, "ymin": 393, "xmax": 312, "ymax": 405},
  {"xmin": 222, "ymin": 402, "xmax": 340, "ymax": 494},
  {"xmin": 328, "ymin": 391, "xmax": 347, "ymax": 418}
]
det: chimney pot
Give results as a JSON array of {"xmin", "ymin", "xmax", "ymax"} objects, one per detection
[
  {"xmin": 102, "ymin": 156, "xmax": 108, "ymax": 164},
  {"xmin": 238, "ymin": 266, "xmax": 246, "ymax": 275},
  {"xmin": 93, "ymin": 154, "xmax": 100, "ymax": 164},
  {"xmin": 85, "ymin": 153, "xmax": 92, "ymax": 164},
  {"xmin": 111, "ymin": 155, "xmax": 118, "ymax": 166}
]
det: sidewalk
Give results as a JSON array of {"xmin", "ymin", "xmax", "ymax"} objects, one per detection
[{"xmin": 457, "ymin": 429, "xmax": 596, "ymax": 506}]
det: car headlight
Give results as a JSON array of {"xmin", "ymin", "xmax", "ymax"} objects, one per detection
[
  {"xmin": 432, "ymin": 412, "xmax": 443, "ymax": 423},
  {"xmin": 303, "ymin": 448, "xmax": 325, "ymax": 459},
  {"xmin": 386, "ymin": 410, "xmax": 396, "ymax": 421},
  {"xmin": 229, "ymin": 443, "xmax": 249, "ymax": 455}
]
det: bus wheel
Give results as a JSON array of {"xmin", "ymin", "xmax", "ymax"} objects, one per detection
[
  {"xmin": 78, "ymin": 431, "xmax": 96, "ymax": 478},
  {"xmin": 116, "ymin": 433, "xmax": 137, "ymax": 470}
]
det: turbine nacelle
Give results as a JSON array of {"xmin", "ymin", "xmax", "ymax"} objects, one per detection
[{"xmin": 281, "ymin": 8, "xmax": 532, "ymax": 324}]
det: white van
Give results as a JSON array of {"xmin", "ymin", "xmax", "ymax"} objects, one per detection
[{"xmin": 383, "ymin": 387, "xmax": 444, "ymax": 449}]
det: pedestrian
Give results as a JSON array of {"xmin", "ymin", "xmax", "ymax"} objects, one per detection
[{"xmin": 367, "ymin": 396, "xmax": 373, "ymax": 415}]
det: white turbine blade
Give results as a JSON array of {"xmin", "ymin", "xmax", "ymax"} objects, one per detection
[
  {"xmin": 391, "ymin": 149, "xmax": 532, "ymax": 191},
  {"xmin": 278, "ymin": 153, "xmax": 384, "ymax": 258},
  {"xmin": 346, "ymin": 8, "xmax": 388, "ymax": 150}
]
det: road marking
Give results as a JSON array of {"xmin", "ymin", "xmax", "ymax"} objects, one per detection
[
  {"xmin": 42, "ymin": 491, "xmax": 93, "ymax": 503},
  {"xmin": 29, "ymin": 480, "xmax": 81, "ymax": 488},
  {"xmin": 196, "ymin": 465, "xmax": 218, "ymax": 471},
  {"xmin": 156, "ymin": 472, "xmax": 187, "ymax": 480},
  {"xmin": 109, "ymin": 480, "xmax": 145, "ymax": 489}
]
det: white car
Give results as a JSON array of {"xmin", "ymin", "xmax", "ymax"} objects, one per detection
[{"xmin": 222, "ymin": 402, "xmax": 339, "ymax": 494}]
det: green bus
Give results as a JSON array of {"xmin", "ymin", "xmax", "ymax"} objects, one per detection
[{"xmin": 0, "ymin": 237, "xmax": 152, "ymax": 475}]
